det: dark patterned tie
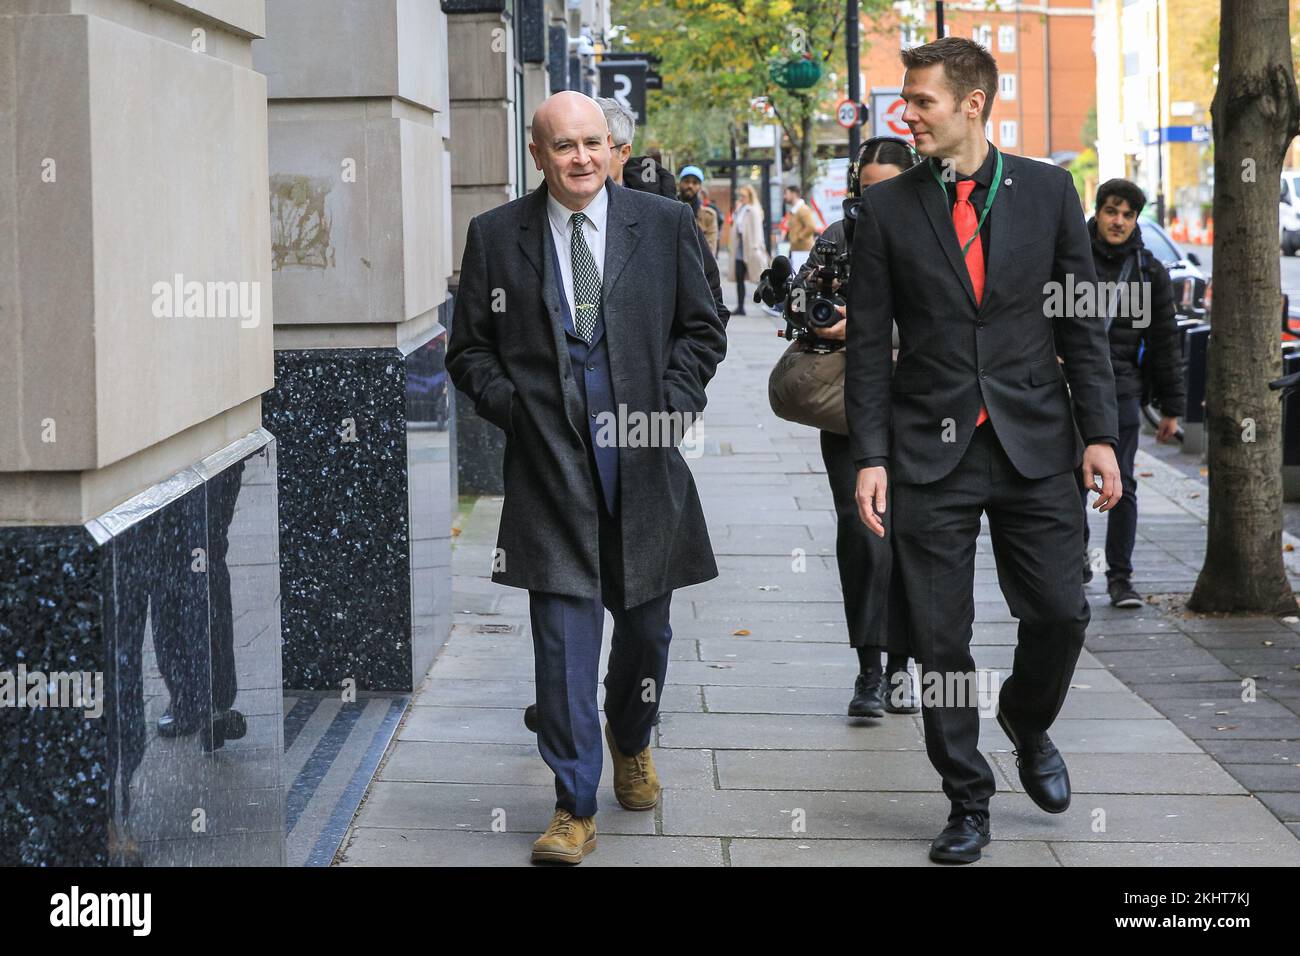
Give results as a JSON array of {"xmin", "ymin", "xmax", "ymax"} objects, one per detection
[{"xmin": 569, "ymin": 212, "xmax": 601, "ymax": 342}]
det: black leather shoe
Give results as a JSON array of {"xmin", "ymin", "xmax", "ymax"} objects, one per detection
[
  {"xmin": 929, "ymin": 814, "xmax": 990, "ymax": 864},
  {"xmin": 524, "ymin": 703, "xmax": 539, "ymax": 733},
  {"xmin": 218, "ymin": 709, "xmax": 247, "ymax": 741},
  {"xmin": 883, "ymin": 666, "xmax": 920, "ymax": 714},
  {"xmin": 201, "ymin": 709, "xmax": 248, "ymax": 753},
  {"xmin": 996, "ymin": 708, "xmax": 1071, "ymax": 813},
  {"xmin": 1082, "ymin": 551, "xmax": 1093, "ymax": 583},
  {"xmin": 847, "ymin": 670, "xmax": 884, "ymax": 718}
]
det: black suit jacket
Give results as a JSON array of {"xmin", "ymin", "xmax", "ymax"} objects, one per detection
[
  {"xmin": 446, "ymin": 178, "xmax": 726, "ymax": 607},
  {"xmin": 845, "ymin": 149, "xmax": 1118, "ymax": 484}
]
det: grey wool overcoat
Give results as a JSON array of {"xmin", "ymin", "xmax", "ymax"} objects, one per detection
[{"xmin": 446, "ymin": 178, "xmax": 727, "ymax": 609}]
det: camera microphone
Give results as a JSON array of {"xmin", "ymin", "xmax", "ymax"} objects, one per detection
[
  {"xmin": 769, "ymin": 255, "xmax": 793, "ymax": 286},
  {"xmin": 754, "ymin": 255, "xmax": 794, "ymax": 307}
]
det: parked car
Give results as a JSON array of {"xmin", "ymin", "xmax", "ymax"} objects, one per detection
[
  {"xmin": 1128, "ymin": 219, "xmax": 1208, "ymax": 438},
  {"xmin": 1282, "ymin": 170, "xmax": 1300, "ymax": 254},
  {"xmin": 1138, "ymin": 218, "xmax": 1208, "ymax": 322}
]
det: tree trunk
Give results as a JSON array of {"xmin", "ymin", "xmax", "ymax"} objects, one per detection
[{"xmin": 1189, "ymin": 0, "xmax": 1300, "ymax": 612}]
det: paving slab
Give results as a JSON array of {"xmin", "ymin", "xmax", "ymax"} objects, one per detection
[{"xmin": 340, "ymin": 307, "xmax": 1300, "ymax": 866}]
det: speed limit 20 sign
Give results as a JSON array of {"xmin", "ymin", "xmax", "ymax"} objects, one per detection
[{"xmin": 835, "ymin": 98, "xmax": 863, "ymax": 129}]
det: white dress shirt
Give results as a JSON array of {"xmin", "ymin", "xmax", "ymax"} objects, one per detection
[{"xmin": 546, "ymin": 184, "xmax": 609, "ymax": 319}]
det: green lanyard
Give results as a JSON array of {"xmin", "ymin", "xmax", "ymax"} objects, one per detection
[{"xmin": 930, "ymin": 149, "xmax": 1003, "ymax": 257}]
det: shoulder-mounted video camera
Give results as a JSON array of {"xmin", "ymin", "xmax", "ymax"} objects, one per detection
[{"xmin": 753, "ymin": 238, "xmax": 850, "ymax": 349}]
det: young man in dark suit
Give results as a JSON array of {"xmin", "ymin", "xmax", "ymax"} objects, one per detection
[
  {"xmin": 845, "ymin": 37, "xmax": 1122, "ymax": 863},
  {"xmin": 446, "ymin": 92, "xmax": 726, "ymax": 864}
]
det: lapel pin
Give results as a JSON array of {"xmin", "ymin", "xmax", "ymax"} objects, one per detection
[{"xmin": 1004, "ymin": 178, "xmax": 1012, "ymax": 186}]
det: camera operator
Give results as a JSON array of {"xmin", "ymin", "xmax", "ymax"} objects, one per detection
[{"xmin": 766, "ymin": 137, "xmax": 920, "ymax": 718}]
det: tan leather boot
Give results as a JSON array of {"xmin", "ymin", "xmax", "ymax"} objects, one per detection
[
  {"xmin": 531, "ymin": 809, "xmax": 597, "ymax": 864},
  {"xmin": 605, "ymin": 722, "xmax": 661, "ymax": 810}
]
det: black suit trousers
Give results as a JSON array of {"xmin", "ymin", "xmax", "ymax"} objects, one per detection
[
  {"xmin": 819, "ymin": 429, "xmax": 910, "ymax": 654},
  {"xmin": 892, "ymin": 421, "xmax": 1090, "ymax": 819}
]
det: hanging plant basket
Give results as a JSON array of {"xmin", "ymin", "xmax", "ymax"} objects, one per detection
[{"xmin": 770, "ymin": 56, "xmax": 821, "ymax": 90}]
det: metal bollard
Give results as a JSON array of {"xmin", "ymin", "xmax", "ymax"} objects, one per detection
[
  {"xmin": 1181, "ymin": 324, "xmax": 1210, "ymax": 455},
  {"xmin": 1283, "ymin": 346, "xmax": 1300, "ymax": 500}
]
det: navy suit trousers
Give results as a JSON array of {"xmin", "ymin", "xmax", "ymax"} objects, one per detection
[{"xmin": 527, "ymin": 494, "xmax": 672, "ymax": 817}]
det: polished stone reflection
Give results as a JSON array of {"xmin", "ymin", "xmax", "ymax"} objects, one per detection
[
  {"xmin": 406, "ymin": 317, "xmax": 455, "ymax": 684},
  {"xmin": 105, "ymin": 435, "xmax": 284, "ymax": 865},
  {"xmin": 0, "ymin": 430, "xmax": 284, "ymax": 866}
]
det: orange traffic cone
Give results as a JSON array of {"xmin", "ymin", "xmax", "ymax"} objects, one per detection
[{"xmin": 1171, "ymin": 217, "xmax": 1187, "ymax": 242}]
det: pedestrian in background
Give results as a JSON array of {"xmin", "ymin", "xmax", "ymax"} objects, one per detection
[
  {"xmin": 728, "ymin": 183, "xmax": 768, "ymax": 316},
  {"xmin": 783, "ymin": 183, "xmax": 819, "ymax": 273},
  {"xmin": 678, "ymin": 165, "xmax": 720, "ymax": 257},
  {"xmin": 792, "ymin": 136, "xmax": 921, "ymax": 719},
  {"xmin": 699, "ymin": 185, "xmax": 722, "ymax": 256},
  {"xmin": 597, "ymin": 99, "xmax": 728, "ymax": 328},
  {"xmin": 1079, "ymin": 178, "xmax": 1186, "ymax": 607}
]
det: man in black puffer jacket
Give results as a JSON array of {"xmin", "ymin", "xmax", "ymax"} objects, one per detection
[
  {"xmin": 1079, "ymin": 178, "xmax": 1187, "ymax": 608},
  {"xmin": 621, "ymin": 151, "xmax": 730, "ymax": 328}
]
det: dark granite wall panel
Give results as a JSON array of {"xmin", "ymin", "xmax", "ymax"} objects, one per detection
[
  {"xmin": 0, "ymin": 527, "xmax": 110, "ymax": 865},
  {"xmin": 265, "ymin": 348, "xmax": 413, "ymax": 691},
  {"xmin": 266, "ymin": 309, "xmax": 454, "ymax": 692},
  {"xmin": 0, "ymin": 431, "xmax": 283, "ymax": 866}
]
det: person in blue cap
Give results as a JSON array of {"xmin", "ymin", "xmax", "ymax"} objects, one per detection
[{"xmin": 677, "ymin": 165, "xmax": 720, "ymax": 258}]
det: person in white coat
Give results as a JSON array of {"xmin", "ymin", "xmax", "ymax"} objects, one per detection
[{"xmin": 727, "ymin": 183, "xmax": 769, "ymax": 315}]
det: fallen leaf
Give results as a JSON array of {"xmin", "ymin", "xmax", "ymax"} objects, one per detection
[{"xmin": 733, "ymin": 628, "xmax": 750, "ymax": 636}]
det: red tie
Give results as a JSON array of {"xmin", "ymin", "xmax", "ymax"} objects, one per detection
[{"xmin": 954, "ymin": 180, "xmax": 989, "ymax": 427}]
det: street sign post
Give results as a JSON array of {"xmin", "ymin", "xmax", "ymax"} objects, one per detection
[
  {"xmin": 835, "ymin": 98, "xmax": 861, "ymax": 130},
  {"xmin": 597, "ymin": 59, "xmax": 648, "ymax": 125},
  {"xmin": 870, "ymin": 86, "xmax": 914, "ymax": 143}
]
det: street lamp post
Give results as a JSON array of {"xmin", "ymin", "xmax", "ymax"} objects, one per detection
[{"xmin": 848, "ymin": 0, "xmax": 861, "ymax": 160}]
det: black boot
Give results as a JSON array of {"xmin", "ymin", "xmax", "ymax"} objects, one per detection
[
  {"xmin": 883, "ymin": 664, "xmax": 920, "ymax": 714},
  {"xmin": 848, "ymin": 669, "xmax": 884, "ymax": 718}
]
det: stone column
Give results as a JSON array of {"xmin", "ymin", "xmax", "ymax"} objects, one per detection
[
  {"xmin": 0, "ymin": 0, "xmax": 283, "ymax": 865},
  {"xmin": 253, "ymin": 0, "xmax": 454, "ymax": 692}
]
